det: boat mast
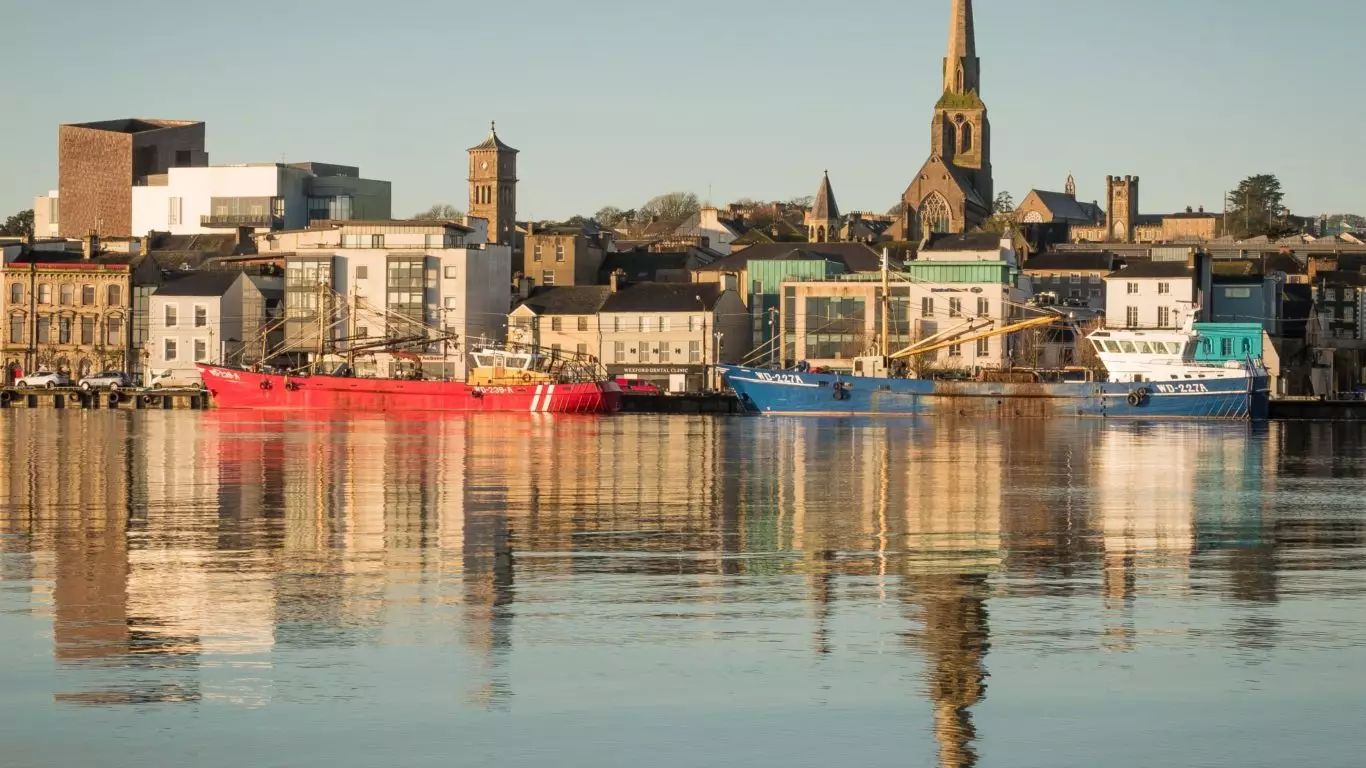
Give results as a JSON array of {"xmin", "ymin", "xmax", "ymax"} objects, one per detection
[
  {"xmin": 880, "ymin": 247, "xmax": 890, "ymax": 358},
  {"xmin": 315, "ymin": 281, "xmax": 326, "ymax": 373},
  {"xmin": 347, "ymin": 286, "xmax": 358, "ymax": 370}
]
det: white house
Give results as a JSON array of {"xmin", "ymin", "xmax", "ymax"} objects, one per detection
[
  {"xmin": 147, "ymin": 271, "xmax": 280, "ymax": 386},
  {"xmin": 1103, "ymin": 253, "xmax": 1209, "ymax": 330},
  {"xmin": 273, "ymin": 220, "xmax": 511, "ymax": 379},
  {"xmin": 672, "ymin": 207, "xmax": 749, "ymax": 255},
  {"xmin": 132, "ymin": 162, "xmax": 391, "ymax": 237}
]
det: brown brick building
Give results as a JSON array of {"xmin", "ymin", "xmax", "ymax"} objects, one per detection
[
  {"xmin": 523, "ymin": 222, "xmax": 608, "ymax": 287},
  {"xmin": 58, "ymin": 119, "xmax": 207, "ymax": 238},
  {"xmin": 467, "ymin": 123, "xmax": 518, "ymax": 247}
]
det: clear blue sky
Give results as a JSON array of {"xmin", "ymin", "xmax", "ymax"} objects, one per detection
[{"xmin": 3, "ymin": 0, "xmax": 1362, "ymax": 222}]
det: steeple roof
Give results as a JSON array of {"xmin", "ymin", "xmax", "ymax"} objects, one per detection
[
  {"xmin": 811, "ymin": 170, "xmax": 840, "ymax": 222},
  {"xmin": 468, "ymin": 121, "xmax": 518, "ymax": 153},
  {"xmin": 943, "ymin": 0, "xmax": 980, "ymax": 95}
]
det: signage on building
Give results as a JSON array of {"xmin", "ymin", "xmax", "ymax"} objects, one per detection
[{"xmin": 607, "ymin": 365, "xmax": 704, "ymax": 376}]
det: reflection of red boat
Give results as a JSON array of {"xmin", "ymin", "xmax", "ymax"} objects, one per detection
[{"xmin": 200, "ymin": 347, "xmax": 621, "ymax": 414}]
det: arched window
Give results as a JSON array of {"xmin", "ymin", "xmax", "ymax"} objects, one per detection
[
  {"xmin": 961, "ymin": 122, "xmax": 974, "ymax": 152},
  {"xmin": 1023, "ymin": 211, "xmax": 1044, "ymax": 224},
  {"xmin": 8, "ymin": 283, "xmax": 20, "ymax": 305},
  {"xmin": 919, "ymin": 194, "xmax": 952, "ymax": 235},
  {"xmin": 1113, "ymin": 221, "xmax": 1127, "ymax": 240},
  {"xmin": 37, "ymin": 284, "xmax": 51, "ymax": 305},
  {"xmin": 956, "ymin": 68, "xmax": 964, "ymax": 92},
  {"xmin": 817, "ymin": 226, "xmax": 826, "ymax": 243}
]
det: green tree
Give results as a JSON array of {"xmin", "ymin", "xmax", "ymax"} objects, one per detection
[
  {"xmin": 0, "ymin": 209, "xmax": 34, "ymax": 237},
  {"xmin": 980, "ymin": 192, "xmax": 1015, "ymax": 232},
  {"xmin": 992, "ymin": 191, "xmax": 1015, "ymax": 215},
  {"xmin": 1224, "ymin": 174, "xmax": 1295, "ymax": 239},
  {"xmin": 411, "ymin": 203, "xmax": 463, "ymax": 220}
]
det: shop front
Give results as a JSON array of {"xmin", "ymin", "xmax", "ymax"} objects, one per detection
[{"xmin": 606, "ymin": 364, "xmax": 706, "ymax": 394}]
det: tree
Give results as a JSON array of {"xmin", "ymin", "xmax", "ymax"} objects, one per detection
[
  {"xmin": 1224, "ymin": 174, "xmax": 1295, "ymax": 239},
  {"xmin": 639, "ymin": 191, "xmax": 700, "ymax": 228},
  {"xmin": 1, "ymin": 209, "xmax": 34, "ymax": 238},
  {"xmin": 411, "ymin": 203, "xmax": 463, "ymax": 220},
  {"xmin": 992, "ymin": 191, "xmax": 1015, "ymax": 215},
  {"xmin": 594, "ymin": 206, "xmax": 629, "ymax": 228},
  {"xmin": 979, "ymin": 192, "xmax": 1016, "ymax": 233},
  {"xmin": 786, "ymin": 195, "xmax": 815, "ymax": 209}
]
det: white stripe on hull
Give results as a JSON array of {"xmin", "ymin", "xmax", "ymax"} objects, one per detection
[
  {"xmin": 542, "ymin": 384, "xmax": 556, "ymax": 412},
  {"xmin": 529, "ymin": 384, "xmax": 544, "ymax": 411}
]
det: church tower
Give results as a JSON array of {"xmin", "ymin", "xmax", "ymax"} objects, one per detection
[
  {"xmin": 1105, "ymin": 175, "xmax": 1139, "ymax": 243},
  {"xmin": 900, "ymin": 0, "xmax": 994, "ymax": 242},
  {"xmin": 467, "ymin": 122, "xmax": 518, "ymax": 246},
  {"xmin": 805, "ymin": 171, "xmax": 841, "ymax": 243},
  {"xmin": 1065, "ymin": 174, "xmax": 1076, "ymax": 199}
]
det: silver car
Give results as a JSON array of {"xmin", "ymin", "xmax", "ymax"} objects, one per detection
[
  {"xmin": 16, "ymin": 371, "xmax": 71, "ymax": 388},
  {"xmin": 78, "ymin": 371, "xmax": 131, "ymax": 391}
]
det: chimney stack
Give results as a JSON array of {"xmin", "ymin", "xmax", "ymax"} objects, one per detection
[
  {"xmin": 610, "ymin": 269, "xmax": 625, "ymax": 293},
  {"xmin": 140, "ymin": 232, "xmax": 151, "ymax": 256},
  {"xmin": 82, "ymin": 231, "xmax": 99, "ymax": 261}
]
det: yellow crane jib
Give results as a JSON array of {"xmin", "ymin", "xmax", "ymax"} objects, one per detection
[{"xmin": 890, "ymin": 315, "xmax": 1061, "ymax": 360}]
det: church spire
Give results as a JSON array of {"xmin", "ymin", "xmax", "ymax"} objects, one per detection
[{"xmin": 943, "ymin": 0, "xmax": 980, "ymax": 95}]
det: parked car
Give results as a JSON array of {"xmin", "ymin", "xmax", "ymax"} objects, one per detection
[
  {"xmin": 16, "ymin": 371, "xmax": 71, "ymax": 389},
  {"xmin": 148, "ymin": 368, "xmax": 205, "ymax": 389},
  {"xmin": 614, "ymin": 377, "xmax": 662, "ymax": 394},
  {"xmin": 78, "ymin": 371, "xmax": 131, "ymax": 391}
]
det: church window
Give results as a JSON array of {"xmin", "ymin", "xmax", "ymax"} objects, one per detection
[
  {"xmin": 1023, "ymin": 211, "xmax": 1043, "ymax": 224},
  {"xmin": 1113, "ymin": 222, "xmax": 1127, "ymax": 240},
  {"xmin": 961, "ymin": 122, "xmax": 974, "ymax": 152},
  {"xmin": 816, "ymin": 227, "xmax": 826, "ymax": 243},
  {"xmin": 956, "ymin": 68, "xmax": 964, "ymax": 92},
  {"xmin": 919, "ymin": 194, "xmax": 952, "ymax": 235}
]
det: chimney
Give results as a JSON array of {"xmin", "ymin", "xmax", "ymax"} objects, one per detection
[
  {"xmin": 82, "ymin": 231, "xmax": 99, "ymax": 260},
  {"xmin": 1198, "ymin": 206, "xmax": 1205, "ymax": 214},
  {"xmin": 140, "ymin": 232, "xmax": 151, "ymax": 256},
  {"xmin": 518, "ymin": 276, "xmax": 533, "ymax": 299},
  {"xmin": 528, "ymin": 221, "xmax": 535, "ymax": 236},
  {"xmin": 1186, "ymin": 206, "xmax": 1194, "ymax": 214},
  {"xmin": 610, "ymin": 269, "xmax": 625, "ymax": 293}
]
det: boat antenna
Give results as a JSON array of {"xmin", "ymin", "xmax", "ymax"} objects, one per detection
[{"xmin": 880, "ymin": 246, "xmax": 891, "ymax": 358}]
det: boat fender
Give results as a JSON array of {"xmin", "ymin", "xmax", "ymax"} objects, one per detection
[
  {"xmin": 520, "ymin": 373, "xmax": 531, "ymax": 383},
  {"xmin": 140, "ymin": 394, "xmax": 154, "ymax": 406},
  {"xmin": 259, "ymin": 380, "xmax": 272, "ymax": 390},
  {"xmin": 0, "ymin": 390, "xmax": 10, "ymax": 405},
  {"xmin": 1126, "ymin": 391, "xmax": 1143, "ymax": 407},
  {"xmin": 284, "ymin": 381, "xmax": 299, "ymax": 392},
  {"xmin": 472, "ymin": 388, "xmax": 483, "ymax": 398},
  {"xmin": 107, "ymin": 392, "xmax": 120, "ymax": 407}
]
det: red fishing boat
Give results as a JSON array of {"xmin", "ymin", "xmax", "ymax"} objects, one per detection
[{"xmin": 200, "ymin": 346, "xmax": 621, "ymax": 413}]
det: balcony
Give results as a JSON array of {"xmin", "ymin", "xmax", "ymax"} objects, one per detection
[{"xmin": 200, "ymin": 213, "xmax": 283, "ymax": 229}]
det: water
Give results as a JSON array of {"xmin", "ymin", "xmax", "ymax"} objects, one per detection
[{"xmin": 1, "ymin": 411, "xmax": 1364, "ymax": 768}]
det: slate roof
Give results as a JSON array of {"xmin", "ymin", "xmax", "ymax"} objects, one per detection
[
  {"xmin": 468, "ymin": 124, "xmax": 518, "ymax": 153},
  {"xmin": 602, "ymin": 282, "xmax": 725, "ymax": 312},
  {"xmin": 1317, "ymin": 270, "xmax": 1366, "ymax": 288},
  {"xmin": 693, "ymin": 242, "xmax": 888, "ymax": 273},
  {"xmin": 1108, "ymin": 260, "xmax": 1193, "ymax": 279},
  {"xmin": 153, "ymin": 270, "xmax": 244, "ymax": 297},
  {"xmin": 810, "ymin": 172, "xmax": 840, "ymax": 221},
  {"xmin": 513, "ymin": 286, "xmax": 611, "ymax": 316},
  {"xmin": 1023, "ymin": 251, "xmax": 1117, "ymax": 271},
  {"xmin": 1026, "ymin": 190, "xmax": 1105, "ymax": 223},
  {"xmin": 922, "ymin": 231, "xmax": 1005, "ymax": 252},
  {"xmin": 598, "ymin": 252, "xmax": 692, "ymax": 282},
  {"xmin": 148, "ymin": 233, "xmax": 242, "ymax": 257}
]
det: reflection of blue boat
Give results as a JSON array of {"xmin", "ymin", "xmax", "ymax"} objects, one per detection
[{"xmin": 721, "ymin": 321, "xmax": 1270, "ymax": 421}]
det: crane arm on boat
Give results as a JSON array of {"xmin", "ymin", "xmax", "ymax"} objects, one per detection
[{"xmin": 889, "ymin": 315, "xmax": 1061, "ymax": 360}]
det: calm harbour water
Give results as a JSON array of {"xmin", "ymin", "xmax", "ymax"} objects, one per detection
[{"xmin": 1, "ymin": 411, "xmax": 1364, "ymax": 768}]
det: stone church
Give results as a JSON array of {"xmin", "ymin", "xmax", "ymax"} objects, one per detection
[{"xmin": 898, "ymin": 0, "xmax": 993, "ymax": 243}]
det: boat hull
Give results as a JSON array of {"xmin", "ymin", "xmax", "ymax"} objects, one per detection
[
  {"xmin": 720, "ymin": 366, "xmax": 1269, "ymax": 421},
  {"xmin": 198, "ymin": 365, "xmax": 622, "ymax": 414}
]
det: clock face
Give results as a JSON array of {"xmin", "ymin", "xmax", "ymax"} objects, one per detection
[{"xmin": 480, "ymin": 161, "xmax": 489, "ymax": 171}]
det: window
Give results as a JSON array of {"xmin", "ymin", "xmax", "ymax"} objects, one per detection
[
  {"xmin": 577, "ymin": 317, "xmax": 588, "ymax": 332},
  {"xmin": 949, "ymin": 298, "xmax": 962, "ymax": 317},
  {"xmin": 614, "ymin": 341, "xmax": 626, "ymax": 363},
  {"xmin": 356, "ymin": 266, "xmax": 368, "ymax": 280},
  {"xmin": 80, "ymin": 316, "xmax": 94, "ymax": 345},
  {"xmin": 977, "ymin": 297, "xmax": 989, "ymax": 317},
  {"xmin": 612, "ymin": 316, "xmax": 623, "ymax": 333},
  {"xmin": 660, "ymin": 317, "xmax": 670, "ymax": 332},
  {"xmin": 551, "ymin": 317, "xmax": 563, "ymax": 332},
  {"xmin": 444, "ymin": 265, "xmax": 458, "ymax": 279},
  {"xmin": 1325, "ymin": 288, "xmax": 1337, "ymax": 302},
  {"xmin": 541, "ymin": 270, "xmax": 555, "ymax": 286},
  {"xmin": 1346, "ymin": 288, "xmax": 1357, "ymax": 301},
  {"xmin": 550, "ymin": 343, "xmax": 562, "ymax": 354},
  {"xmin": 533, "ymin": 243, "xmax": 543, "ymax": 262},
  {"xmin": 1223, "ymin": 287, "xmax": 1252, "ymax": 299},
  {"xmin": 193, "ymin": 338, "xmax": 207, "ymax": 362},
  {"xmin": 443, "ymin": 297, "xmax": 457, "ymax": 309},
  {"xmin": 38, "ymin": 284, "xmax": 51, "ymax": 305},
  {"xmin": 753, "ymin": 281, "xmax": 763, "ymax": 296},
  {"xmin": 8, "ymin": 283, "xmax": 20, "ymax": 305},
  {"xmin": 919, "ymin": 193, "xmax": 952, "ymax": 234},
  {"xmin": 1220, "ymin": 338, "xmax": 1233, "ymax": 356},
  {"xmin": 961, "ymin": 122, "xmax": 974, "ymax": 152},
  {"xmin": 640, "ymin": 317, "xmax": 653, "ymax": 333},
  {"xmin": 1126, "ymin": 306, "xmax": 1139, "ymax": 327},
  {"xmin": 1348, "ymin": 307, "xmax": 1358, "ymax": 322},
  {"xmin": 79, "ymin": 285, "xmax": 94, "ymax": 305},
  {"xmin": 1158, "ymin": 306, "xmax": 1171, "ymax": 327},
  {"xmin": 58, "ymin": 317, "xmax": 71, "ymax": 344},
  {"xmin": 658, "ymin": 344, "xmax": 670, "ymax": 363},
  {"xmin": 689, "ymin": 340, "xmax": 702, "ymax": 363},
  {"xmin": 60, "ymin": 284, "xmax": 73, "ymax": 305},
  {"xmin": 555, "ymin": 243, "xmax": 565, "ymax": 262},
  {"xmin": 356, "ymin": 326, "xmax": 369, "ymax": 338},
  {"xmin": 370, "ymin": 235, "xmax": 384, "ymax": 248},
  {"xmin": 194, "ymin": 304, "xmax": 207, "ymax": 327},
  {"xmin": 689, "ymin": 316, "xmax": 701, "ymax": 332},
  {"xmin": 921, "ymin": 297, "xmax": 934, "ymax": 318},
  {"xmin": 165, "ymin": 304, "xmax": 178, "ymax": 327},
  {"xmin": 1126, "ymin": 282, "xmax": 1139, "ymax": 295},
  {"xmin": 1157, "ymin": 282, "xmax": 1171, "ymax": 295},
  {"xmin": 1070, "ymin": 273, "xmax": 1081, "ymax": 284},
  {"xmin": 36, "ymin": 316, "xmax": 49, "ymax": 344},
  {"xmin": 106, "ymin": 316, "xmax": 122, "ymax": 346},
  {"xmin": 8, "ymin": 314, "xmax": 23, "ymax": 344},
  {"xmin": 637, "ymin": 339, "xmax": 650, "ymax": 363},
  {"xmin": 576, "ymin": 343, "xmax": 587, "ymax": 356},
  {"xmin": 164, "ymin": 338, "xmax": 177, "ymax": 361},
  {"xmin": 948, "ymin": 343, "xmax": 962, "ymax": 357},
  {"xmin": 1089, "ymin": 274, "xmax": 1101, "ymax": 284},
  {"xmin": 107, "ymin": 285, "xmax": 121, "ymax": 306},
  {"xmin": 976, "ymin": 337, "xmax": 989, "ymax": 356}
]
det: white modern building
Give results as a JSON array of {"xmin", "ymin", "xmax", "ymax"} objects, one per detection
[
  {"xmin": 132, "ymin": 162, "xmax": 391, "ymax": 237},
  {"xmin": 146, "ymin": 270, "xmax": 281, "ymax": 386},
  {"xmin": 271, "ymin": 219, "xmax": 511, "ymax": 379},
  {"xmin": 32, "ymin": 190, "xmax": 60, "ymax": 238}
]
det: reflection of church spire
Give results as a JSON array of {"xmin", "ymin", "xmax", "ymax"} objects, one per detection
[
  {"xmin": 462, "ymin": 509, "xmax": 515, "ymax": 709},
  {"xmin": 905, "ymin": 573, "xmax": 990, "ymax": 768},
  {"xmin": 809, "ymin": 550, "xmax": 836, "ymax": 655}
]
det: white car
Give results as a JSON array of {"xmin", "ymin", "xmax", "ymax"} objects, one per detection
[
  {"xmin": 78, "ymin": 371, "xmax": 131, "ymax": 390},
  {"xmin": 148, "ymin": 369, "xmax": 205, "ymax": 389},
  {"xmin": 16, "ymin": 371, "xmax": 71, "ymax": 389}
]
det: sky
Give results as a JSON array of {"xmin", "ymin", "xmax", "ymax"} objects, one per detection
[{"xmin": 2, "ymin": 0, "xmax": 1363, "ymax": 223}]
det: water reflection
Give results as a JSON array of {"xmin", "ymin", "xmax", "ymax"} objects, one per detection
[{"xmin": 2, "ymin": 413, "xmax": 1366, "ymax": 766}]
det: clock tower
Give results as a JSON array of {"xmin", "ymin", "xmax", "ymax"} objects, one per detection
[{"xmin": 467, "ymin": 122, "xmax": 518, "ymax": 246}]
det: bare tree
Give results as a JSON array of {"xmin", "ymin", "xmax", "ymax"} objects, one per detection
[
  {"xmin": 639, "ymin": 192, "xmax": 701, "ymax": 229},
  {"xmin": 411, "ymin": 203, "xmax": 463, "ymax": 220}
]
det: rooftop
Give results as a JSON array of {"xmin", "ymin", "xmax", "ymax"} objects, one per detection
[
  {"xmin": 153, "ymin": 270, "xmax": 244, "ymax": 297},
  {"xmin": 65, "ymin": 118, "xmax": 201, "ymax": 134},
  {"xmin": 1025, "ymin": 190, "xmax": 1105, "ymax": 223},
  {"xmin": 514, "ymin": 286, "xmax": 611, "ymax": 316},
  {"xmin": 468, "ymin": 122, "xmax": 518, "ymax": 153},
  {"xmin": 1108, "ymin": 260, "xmax": 1194, "ymax": 279},
  {"xmin": 1023, "ymin": 251, "xmax": 1117, "ymax": 271},
  {"xmin": 922, "ymin": 231, "xmax": 1007, "ymax": 252},
  {"xmin": 603, "ymin": 282, "xmax": 725, "ymax": 313},
  {"xmin": 694, "ymin": 242, "xmax": 888, "ymax": 273}
]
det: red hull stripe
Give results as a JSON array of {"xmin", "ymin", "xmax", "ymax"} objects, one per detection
[{"xmin": 197, "ymin": 365, "xmax": 621, "ymax": 414}]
